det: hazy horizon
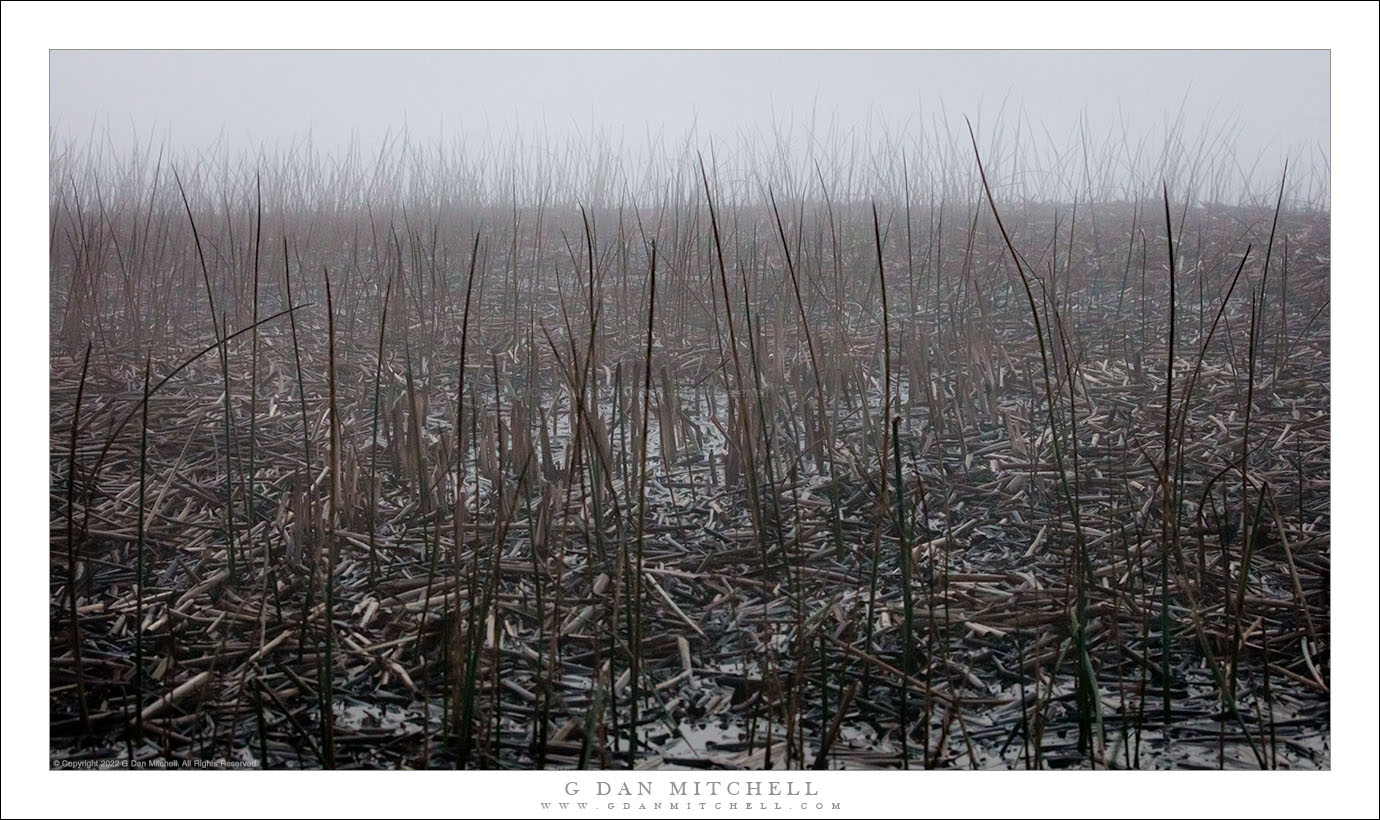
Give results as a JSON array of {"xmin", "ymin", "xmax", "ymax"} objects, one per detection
[{"xmin": 50, "ymin": 50, "xmax": 1330, "ymax": 203}]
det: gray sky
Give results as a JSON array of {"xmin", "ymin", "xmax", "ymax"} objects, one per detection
[
  {"xmin": 49, "ymin": 49, "xmax": 1329, "ymax": 201},
  {"xmin": 50, "ymin": 50, "xmax": 1326, "ymax": 151}
]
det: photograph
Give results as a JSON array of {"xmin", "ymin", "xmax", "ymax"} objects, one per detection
[{"xmin": 5, "ymin": 5, "xmax": 1378, "ymax": 818}]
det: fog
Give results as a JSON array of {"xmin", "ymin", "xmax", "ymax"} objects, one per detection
[
  {"xmin": 8, "ymin": 2, "xmax": 1380, "ymax": 810},
  {"xmin": 50, "ymin": 49, "xmax": 1328, "ymax": 203}
]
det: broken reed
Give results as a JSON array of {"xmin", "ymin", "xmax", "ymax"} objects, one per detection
[{"xmin": 50, "ymin": 128, "xmax": 1327, "ymax": 770}]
